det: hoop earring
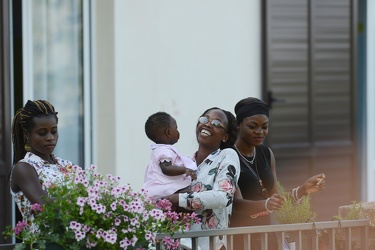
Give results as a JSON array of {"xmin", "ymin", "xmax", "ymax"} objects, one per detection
[{"xmin": 24, "ymin": 138, "xmax": 31, "ymax": 152}]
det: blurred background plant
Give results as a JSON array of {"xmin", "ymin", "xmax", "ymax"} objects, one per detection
[{"xmin": 274, "ymin": 181, "xmax": 316, "ymax": 224}]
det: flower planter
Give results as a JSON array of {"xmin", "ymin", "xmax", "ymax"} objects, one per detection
[
  {"xmin": 45, "ymin": 243, "xmax": 140, "ymax": 250},
  {"xmin": 21, "ymin": 243, "xmax": 98, "ymax": 250},
  {"xmin": 4, "ymin": 165, "xmax": 199, "ymax": 250},
  {"xmin": 44, "ymin": 243, "xmax": 150, "ymax": 250}
]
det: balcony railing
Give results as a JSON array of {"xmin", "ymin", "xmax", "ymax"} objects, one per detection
[
  {"xmin": 156, "ymin": 219, "xmax": 372, "ymax": 250},
  {"xmin": 0, "ymin": 219, "xmax": 371, "ymax": 250}
]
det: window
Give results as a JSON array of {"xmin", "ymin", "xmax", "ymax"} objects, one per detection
[{"xmin": 22, "ymin": 0, "xmax": 91, "ymax": 166}]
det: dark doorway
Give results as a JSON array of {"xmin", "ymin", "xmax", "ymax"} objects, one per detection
[
  {"xmin": 262, "ymin": 0, "xmax": 359, "ymax": 221},
  {"xmin": 0, "ymin": 0, "xmax": 24, "ymax": 243},
  {"xmin": 0, "ymin": 0, "xmax": 13, "ymax": 244}
]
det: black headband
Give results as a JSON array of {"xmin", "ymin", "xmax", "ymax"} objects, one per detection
[{"xmin": 236, "ymin": 102, "xmax": 269, "ymax": 123}]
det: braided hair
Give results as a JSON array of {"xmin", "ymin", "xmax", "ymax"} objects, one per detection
[{"xmin": 11, "ymin": 100, "xmax": 58, "ymax": 164}]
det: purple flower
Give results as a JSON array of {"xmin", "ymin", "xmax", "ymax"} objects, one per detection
[
  {"xmin": 30, "ymin": 203, "xmax": 43, "ymax": 212},
  {"xmin": 7, "ymin": 164, "xmax": 201, "ymax": 250},
  {"xmin": 13, "ymin": 221, "xmax": 28, "ymax": 235}
]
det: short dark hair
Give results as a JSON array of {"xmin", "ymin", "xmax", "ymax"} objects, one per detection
[{"xmin": 145, "ymin": 112, "xmax": 172, "ymax": 143}]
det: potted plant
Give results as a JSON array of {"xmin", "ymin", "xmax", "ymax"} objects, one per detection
[
  {"xmin": 274, "ymin": 182, "xmax": 316, "ymax": 250},
  {"xmin": 3, "ymin": 165, "xmax": 200, "ymax": 250},
  {"xmin": 332, "ymin": 201, "xmax": 364, "ymax": 250}
]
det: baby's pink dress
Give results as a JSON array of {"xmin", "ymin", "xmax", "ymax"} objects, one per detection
[{"xmin": 143, "ymin": 144, "xmax": 197, "ymax": 201}]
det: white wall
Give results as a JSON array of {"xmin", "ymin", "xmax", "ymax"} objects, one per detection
[
  {"xmin": 94, "ymin": 0, "xmax": 262, "ymax": 190},
  {"xmin": 366, "ymin": 0, "xmax": 375, "ymax": 201}
]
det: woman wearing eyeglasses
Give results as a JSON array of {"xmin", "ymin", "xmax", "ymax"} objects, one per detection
[{"xmin": 163, "ymin": 107, "xmax": 240, "ymax": 250}]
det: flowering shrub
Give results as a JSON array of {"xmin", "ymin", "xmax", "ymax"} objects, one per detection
[{"xmin": 4, "ymin": 165, "xmax": 200, "ymax": 250}]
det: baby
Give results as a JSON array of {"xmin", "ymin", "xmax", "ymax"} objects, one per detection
[{"xmin": 142, "ymin": 111, "xmax": 197, "ymax": 201}]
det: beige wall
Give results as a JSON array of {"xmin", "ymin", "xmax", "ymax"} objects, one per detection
[
  {"xmin": 93, "ymin": 0, "xmax": 262, "ymax": 190},
  {"xmin": 93, "ymin": 0, "xmax": 116, "ymax": 178}
]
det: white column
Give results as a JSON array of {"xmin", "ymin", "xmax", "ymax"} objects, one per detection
[
  {"xmin": 22, "ymin": 0, "xmax": 34, "ymax": 101},
  {"xmin": 366, "ymin": 0, "xmax": 375, "ymax": 201}
]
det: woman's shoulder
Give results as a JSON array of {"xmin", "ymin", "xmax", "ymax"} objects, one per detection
[
  {"xmin": 53, "ymin": 155, "xmax": 73, "ymax": 167},
  {"xmin": 219, "ymin": 148, "xmax": 240, "ymax": 164},
  {"xmin": 257, "ymin": 144, "xmax": 272, "ymax": 154},
  {"xmin": 16, "ymin": 152, "xmax": 42, "ymax": 168},
  {"xmin": 221, "ymin": 147, "xmax": 238, "ymax": 155},
  {"xmin": 256, "ymin": 144, "xmax": 273, "ymax": 162},
  {"xmin": 11, "ymin": 161, "xmax": 38, "ymax": 184},
  {"xmin": 257, "ymin": 144, "xmax": 270, "ymax": 150},
  {"xmin": 12, "ymin": 161, "xmax": 34, "ymax": 171}
]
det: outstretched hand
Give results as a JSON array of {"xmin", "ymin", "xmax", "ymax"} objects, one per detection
[{"xmin": 301, "ymin": 173, "xmax": 326, "ymax": 195}]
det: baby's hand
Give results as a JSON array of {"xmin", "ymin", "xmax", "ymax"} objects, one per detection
[{"xmin": 184, "ymin": 168, "xmax": 197, "ymax": 180}]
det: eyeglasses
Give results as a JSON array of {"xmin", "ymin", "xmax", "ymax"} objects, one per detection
[{"xmin": 198, "ymin": 116, "xmax": 226, "ymax": 130}]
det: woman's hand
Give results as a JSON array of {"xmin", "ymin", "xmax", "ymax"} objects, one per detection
[
  {"xmin": 266, "ymin": 193, "xmax": 286, "ymax": 212},
  {"xmin": 301, "ymin": 173, "xmax": 326, "ymax": 195},
  {"xmin": 161, "ymin": 193, "xmax": 180, "ymax": 211}
]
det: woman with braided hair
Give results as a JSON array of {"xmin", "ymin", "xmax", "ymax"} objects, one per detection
[{"xmin": 10, "ymin": 100, "xmax": 73, "ymax": 224}]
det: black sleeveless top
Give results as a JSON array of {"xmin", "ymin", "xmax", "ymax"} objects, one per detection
[
  {"xmin": 232, "ymin": 144, "xmax": 275, "ymax": 226},
  {"xmin": 237, "ymin": 144, "xmax": 274, "ymax": 200}
]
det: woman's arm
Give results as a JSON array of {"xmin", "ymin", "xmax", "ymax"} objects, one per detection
[
  {"xmin": 233, "ymin": 186, "xmax": 285, "ymax": 216},
  {"xmin": 11, "ymin": 162, "xmax": 49, "ymax": 205},
  {"xmin": 295, "ymin": 173, "xmax": 326, "ymax": 199},
  {"xmin": 165, "ymin": 149, "xmax": 240, "ymax": 210},
  {"xmin": 268, "ymin": 148, "xmax": 279, "ymax": 195},
  {"xmin": 269, "ymin": 147, "xmax": 325, "ymax": 202}
]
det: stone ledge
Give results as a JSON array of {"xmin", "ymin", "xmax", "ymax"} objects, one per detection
[{"xmin": 338, "ymin": 201, "xmax": 375, "ymax": 227}]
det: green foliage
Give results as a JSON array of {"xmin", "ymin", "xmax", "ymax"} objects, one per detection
[
  {"xmin": 333, "ymin": 200, "xmax": 364, "ymax": 221},
  {"xmin": 274, "ymin": 182, "xmax": 316, "ymax": 224},
  {"xmin": 3, "ymin": 165, "xmax": 200, "ymax": 250}
]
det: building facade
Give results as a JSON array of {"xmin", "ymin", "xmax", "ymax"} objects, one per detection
[{"xmin": 1, "ymin": 0, "xmax": 374, "ymax": 243}]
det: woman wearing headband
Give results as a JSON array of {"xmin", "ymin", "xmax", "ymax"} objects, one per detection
[{"xmin": 230, "ymin": 97, "xmax": 325, "ymax": 249}]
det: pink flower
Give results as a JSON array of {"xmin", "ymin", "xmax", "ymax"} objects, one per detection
[
  {"xmin": 30, "ymin": 203, "xmax": 43, "ymax": 212},
  {"xmin": 110, "ymin": 201, "xmax": 117, "ymax": 210},
  {"xmin": 13, "ymin": 221, "xmax": 28, "ymax": 235},
  {"xmin": 190, "ymin": 198, "xmax": 203, "ymax": 210},
  {"xmin": 43, "ymin": 180, "xmax": 52, "ymax": 188},
  {"xmin": 218, "ymin": 179, "xmax": 234, "ymax": 193},
  {"xmin": 77, "ymin": 197, "xmax": 86, "ymax": 206},
  {"xmin": 191, "ymin": 182, "xmax": 205, "ymax": 192},
  {"xmin": 205, "ymin": 213, "xmax": 219, "ymax": 229},
  {"xmin": 156, "ymin": 199, "xmax": 173, "ymax": 211},
  {"xmin": 6, "ymin": 164, "xmax": 201, "ymax": 250}
]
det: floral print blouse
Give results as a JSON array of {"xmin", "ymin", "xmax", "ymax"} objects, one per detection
[
  {"xmin": 178, "ymin": 148, "xmax": 240, "ymax": 230},
  {"xmin": 10, "ymin": 152, "xmax": 73, "ymax": 224}
]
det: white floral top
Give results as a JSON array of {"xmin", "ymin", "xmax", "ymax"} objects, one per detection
[
  {"xmin": 179, "ymin": 148, "xmax": 240, "ymax": 230},
  {"xmin": 10, "ymin": 152, "xmax": 73, "ymax": 224}
]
